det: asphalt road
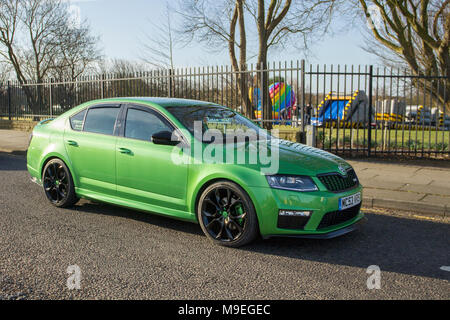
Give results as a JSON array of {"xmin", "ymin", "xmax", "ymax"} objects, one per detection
[{"xmin": 0, "ymin": 152, "xmax": 449, "ymax": 300}]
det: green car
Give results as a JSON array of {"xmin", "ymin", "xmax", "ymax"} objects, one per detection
[{"xmin": 27, "ymin": 97, "xmax": 365, "ymax": 247}]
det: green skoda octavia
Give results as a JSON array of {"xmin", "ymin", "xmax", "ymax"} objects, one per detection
[{"xmin": 27, "ymin": 97, "xmax": 365, "ymax": 247}]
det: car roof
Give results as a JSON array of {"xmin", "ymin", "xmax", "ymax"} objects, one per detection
[{"xmin": 90, "ymin": 97, "xmax": 220, "ymax": 108}]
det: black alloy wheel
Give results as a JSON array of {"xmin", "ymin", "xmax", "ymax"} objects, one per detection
[
  {"xmin": 42, "ymin": 159, "xmax": 78, "ymax": 207},
  {"xmin": 198, "ymin": 181, "xmax": 258, "ymax": 247}
]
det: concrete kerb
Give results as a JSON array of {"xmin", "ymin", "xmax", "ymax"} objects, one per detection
[{"xmin": 363, "ymin": 196, "xmax": 446, "ymax": 217}]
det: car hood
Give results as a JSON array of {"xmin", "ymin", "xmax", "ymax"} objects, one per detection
[
  {"xmin": 274, "ymin": 140, "xmax": 350, "ymax": 175},
  {"xmin": 232, "ymin": 139, "xmax": 351, "ymax": 176}
]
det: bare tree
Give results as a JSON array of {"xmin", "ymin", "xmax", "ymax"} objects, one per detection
[
  {"xmin": 96, "ymin": 59, "xmax": 169, "ymax": 98},
  {"xmin": 51, "ymin": 25, "xmax": 101, "ymax": 110},
  {"xmin": 358, "ymin": 0, "xmax": 449, "ymax": 111},
  {"xmin": 0, "ymin": 60, "xmax": 11, "ymax": 84},
  {"xmin": 139, "ymin": 3, "xmax": 179, "ymax": 98},
  {"xmin": 52, "ymin": 25, "xmax": 101, "ymax": 82},
  {"xmin": 0, "ymin": 0, "xmax": 100, "ymax": 114},
  {"xmin": 179, "ymin": 0, "xmax": 252, "ymax": 117},
  {"xmin": 100, "ymin": 58, "xmax": 147, "ymax": 78},
  {"xmin": 0, "ymin": 61, "xmax": 10, "ymax": 108},
  {"xmin": 249, "ymin": 0, "xmax": 338, "ymax": 127},
  {"xmin": 0, "ymin": 1, "xmax": 27, "ymax": 92},
  {"xmin": 140, "ymin": 3, "xmax": 176, "ymax": 70},
  {"xmin": 179, "ymin": 0, "xmax": 338, "ymax": 126}
]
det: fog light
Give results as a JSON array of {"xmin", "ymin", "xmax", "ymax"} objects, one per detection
[{"xmin": 279, "ymin": 210, "xmax": 312, "ymax": 217}]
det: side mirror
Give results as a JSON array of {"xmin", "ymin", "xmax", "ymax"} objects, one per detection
[{"xmin": 152, "ymin": 130, "xmax": 181, "ymax": 146}]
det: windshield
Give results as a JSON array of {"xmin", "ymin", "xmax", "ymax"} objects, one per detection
[{"xmin": 165, "ymin": 105, "xmax": 270, "ymax": 142}]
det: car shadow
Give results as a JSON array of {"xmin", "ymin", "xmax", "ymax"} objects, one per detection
[
  {"xmin": 73, "ymin": 200, "xmax": 204, "ymax": 236},
  {"xmin": 243, "ymin": 212, "xmax": 450, "ymax": 281},
  {"xmin": 73, "ymin": 200, "xmax": 449, "ymax": 281},
  {"xmin": 0, "ymin": 152, "xmax": 27, "ymax": 171}
]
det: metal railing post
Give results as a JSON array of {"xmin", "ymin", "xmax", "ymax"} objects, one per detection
[
  {"xmin": 168, "ymin": 69, "xmax": 173, "ymax": 98},
  {"xmin": 300, "ymin": 59, "xmax": 305, "ymax": 132},
  {"xmin": 368, "ymin": 65, "xmax": 373, "ymax": 157},
  {"xmin": 101, "ymin": 74, "xmax": 105, "ymax": 99},
  {"xmin": 49, "ymin": 79, "xmax": 53, "ymax": 118},
  {"xmin": 260, "ymin": 62, "xmax": 264, "ymax": 127},
  {"xmin": 7, "ymin": 81, "xmax": 11, "ymax": 120}
]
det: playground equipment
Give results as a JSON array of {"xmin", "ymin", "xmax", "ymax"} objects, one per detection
[
  {"xmin": 377, "ymin": 105, "xmax": 450, "ymax": 130},
  {"xmin": 405, "ymin": 105, "xmax": 432, "ymax": 125},
  {"xmin": 438, "ymin": 110, "xmax": 450, "ymax": 129},
  {"xmin": 375, "ymin": 99, "xmax": 405, "ymax": 123},
  {"xmin": 249, "ymin": 87, "xmax": 262, "ymax": 118},
  {"xmin": 311, "ymin": 90, "xmax": 374, "ymax": 127},
  {"xmin": 368, "ymin": 102, "xmax": 450, "ymax": 130},
  {"xmin": 250, "ymin": 82, "xmax": 296, "ymax": 120},
  {"xmin": 431, "ymin": 108, "xmax": 439, "ymax": 125}
]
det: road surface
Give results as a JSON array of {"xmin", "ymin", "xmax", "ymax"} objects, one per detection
[{"xmin": 0, "ymin": 152, "xmax": 448, "ymax": 299}]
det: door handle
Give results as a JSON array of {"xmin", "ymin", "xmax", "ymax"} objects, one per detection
[
  {"xmin": 67, "ymin": 140, "xmax": 78, "ymax": 146},
  {"xmin": 118, "ymin": 147, "xmax": 132, "ymax": 154}
]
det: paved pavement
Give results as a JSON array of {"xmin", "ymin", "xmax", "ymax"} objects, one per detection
[
  {"xmin": 0, "ymin": 130, "xmax": 29, "ymax": 155},
  {"xmin": 0, "ymin": 153, "xmax": 449, "ymax": 299},
  {"xmin": 349, "ymin": 160, "xmax": 450, "ymax": 216},
  {"xmin": 0, "ymin": 128, "xmax": 449, "ymax": 216}
]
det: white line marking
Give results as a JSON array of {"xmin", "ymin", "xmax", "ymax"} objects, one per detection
[{"xmin": 440, "ymin": 266, "xmax": 450, "ymax": 272}]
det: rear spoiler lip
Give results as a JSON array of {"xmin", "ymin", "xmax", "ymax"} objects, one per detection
[{"xmin": 37, "ymin": 118, "xmax": 55, "ymax": 126}]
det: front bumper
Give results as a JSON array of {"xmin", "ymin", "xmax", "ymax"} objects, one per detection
[
  {"xmin": 262, "ymin": 215, "xmax": 367, "ymax": 239},
  {"xmin": 248, "ymin": 184, "xmax": 365, "ymax": 238}
]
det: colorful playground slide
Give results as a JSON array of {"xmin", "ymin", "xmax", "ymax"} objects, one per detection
[{"xmin": 311, "ymin": 90, "xmax": 374, "ymax": 127}]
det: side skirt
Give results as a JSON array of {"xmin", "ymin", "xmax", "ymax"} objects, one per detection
[{"xmin": 75, "ymin": 187, "xmax": 198, "ymax": 224}]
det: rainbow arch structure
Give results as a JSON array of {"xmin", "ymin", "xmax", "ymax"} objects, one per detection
[{"xmin": 249, "ymin": 82, "xmax": 296, "ymax": 120}]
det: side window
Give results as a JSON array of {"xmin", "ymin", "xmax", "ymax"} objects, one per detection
[
  {"xmin": 83, "ymin": 107, "xmax": 120, "ymax": 135},
  {"xmin": 125, "ymin": 108, "xmax": 172, "ymax": 141},
  {"xmin": 70, "ymin": 109, "xmax": 86, "ymax": 131}
]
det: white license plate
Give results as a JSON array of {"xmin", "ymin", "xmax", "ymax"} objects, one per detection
[{"xmin": 339, "ymin": 192, "xmax": 361, "ymax": 210}]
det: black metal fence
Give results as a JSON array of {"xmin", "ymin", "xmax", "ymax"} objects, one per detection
[{"xmin": 0, "ymin": 60, "xmax": 448, "ymax": 158}]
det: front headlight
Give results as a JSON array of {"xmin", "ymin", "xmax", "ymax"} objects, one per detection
[{"xmin": 266, "ymin": 175, "xmax": 318, "ymax": 192}]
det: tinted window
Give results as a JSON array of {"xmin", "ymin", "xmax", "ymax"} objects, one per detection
[
  {"xmin": 70, "ymin": 109, "xmax": 86, "ymax": 131},
  {"xmin": 84, "ymin": 107, "xmax": 120, "ymax": 135},
  {"xmin": 165, "ymin": 105, "xmax": 269, "ymax": 140},
  {"xmin": 125, "ymin": 108, "xmax": 172, "ymax": 141}
]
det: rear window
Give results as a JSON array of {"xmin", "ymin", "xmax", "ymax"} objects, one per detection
[
  {"xmin": 70, "ymin": 109, "xmax": 86, "ymax": 131},
  {"xmin": 83, "ymin": 107, "xmax": 120, "ymax": 135}
]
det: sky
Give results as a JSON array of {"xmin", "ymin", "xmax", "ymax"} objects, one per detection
[{"xmin": 70, "ymin": 0, "xmax": 377, "ymax": 68}]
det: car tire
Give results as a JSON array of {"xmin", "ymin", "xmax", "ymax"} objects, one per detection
[
  {"xmin": 42, "ymin": 158, "xmax": 79, "ymax": 208},
  {"xmin": 197, "ymin": 180, "xmax": 259, "ymax": 247}
]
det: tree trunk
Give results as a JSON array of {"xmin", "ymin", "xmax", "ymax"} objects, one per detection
[
  {"xmin": 236, "ymin": 0, "xmax": 251, "ymax": 118},
  {"xmin": 227, "ymin": 0, "xmax": 252, "ymax": 118},
  {"xmin": 257, "ymin": 45, "xmax": 272, "ymax": 129}
]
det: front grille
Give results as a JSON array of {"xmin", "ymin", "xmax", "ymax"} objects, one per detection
[
  {"xmin": 317, "ymin": 169, "xmax": 359, "ymax": 192},
  {"xmin": 317, "ymin": 203, "xmax": 361, "ymax": 230}
]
